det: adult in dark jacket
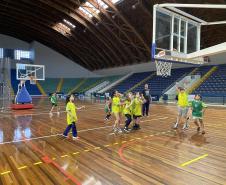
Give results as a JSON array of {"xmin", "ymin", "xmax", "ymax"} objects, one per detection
[{"xmin": 142, "ymin": 84, "xmax": 151, "ymax": 117}]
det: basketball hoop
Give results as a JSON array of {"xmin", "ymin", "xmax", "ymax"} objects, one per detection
[
  {"xmin": 155, "ymin": 59, "xmax": 172, "ymax": 77},
  {"xmin": 155, "ymin": 51, "xmax": 172, "ymax": 77},
  {"xmin": 29, "ymin": 76, "xmax": 36, "ymax": 85}
]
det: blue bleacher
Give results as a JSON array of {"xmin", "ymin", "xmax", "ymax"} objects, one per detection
[
  {"xmin": 133, "ymin": 67, "xmax": 194, "ymax": 96},
  {"xmin": 110, "ymin": 72, "xmax": 151, "ymax": 93},
  {"xmin": 11, "ymin": 69, "xmax": 41, "ymax": 95},
  {"xmin": 110, "ymin": 67, "xmax": 194, "ymax": 96},
  {"xmin": 194, "ymin": 65, "xmax": 226, "ymax": 96}
]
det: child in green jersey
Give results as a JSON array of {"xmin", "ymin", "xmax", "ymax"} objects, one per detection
[
  {"xmin": 188, "ymin": 94, "xmax": 207, "ymax": 134},
  {"xmin": 49, "ymin": 92, "xmax": 60, "ymax": 116},
  {"xmin": 104, "ymin": 97, "xmax": 112, "ymax": 121}
]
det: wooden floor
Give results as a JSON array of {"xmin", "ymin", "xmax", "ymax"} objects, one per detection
[{"xmin": 0, "ymin": 98, "xmax": 226, "ymax": 185}]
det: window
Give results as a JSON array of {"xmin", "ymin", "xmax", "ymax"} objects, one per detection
[
  {"xmin": 53, "ymin": 23, "xmax": 71, "ymax": 36},
  {"xmin": 63, "ymin": 19, "xmax": 76, "ymax": 28},
  {"xmin": 112, "ymin": 0, "xmax": 121, "ymax": 3},
  {"xmin": 14, "ymin": 50, "xmax": 31, "ymax": 60},
  {"xmin": 0, "ymin": 48, "xmax": 3, "ymax": 59},
  {"xmin": 96, "ymin": 0, "xmax": 108, "ymax": 9},
  {"xmin": 79, "ymin": 7, "xmax": 93, "ymax": 18},
  {"xmin": 84, "ymin": 2, "xmax": 100, "ymax": 15}
]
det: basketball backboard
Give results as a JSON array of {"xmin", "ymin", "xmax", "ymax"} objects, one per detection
[
  {"xmin": 152, "ymin": 3, "xmax": 226, "ymax": 76},
  {"xmin": 16, "ymin": 63, "xmax": 45, "ymax": 81}
]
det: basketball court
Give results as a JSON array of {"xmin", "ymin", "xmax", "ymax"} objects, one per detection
[{"xmin": 0, "ymin": 1, "xmax": 226, "ymax": 185}]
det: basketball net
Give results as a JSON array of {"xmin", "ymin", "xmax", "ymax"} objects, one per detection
[{"xmin": 155, "ymin": 51, "xmax": 172, "ymax": 77}]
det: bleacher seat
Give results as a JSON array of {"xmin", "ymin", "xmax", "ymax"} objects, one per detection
[{"xmin": 194, "ymin": 64, "xmax": 226, "ymax": 96}]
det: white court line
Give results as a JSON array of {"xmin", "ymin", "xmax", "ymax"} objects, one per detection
[
  {"xmin": 0, "ymin": 125, "xmax": 113, "ymax": 145},
  {"xmin": 0, "ymin": 106, "xmax": 104, "ymax": 119},
  {"xmin": 0, "ymin": 117, "xmax": 168, "ymax": 145},
  {"xmin": 141, "ymin": 117, "xmax": 169, "ymax": 123}
]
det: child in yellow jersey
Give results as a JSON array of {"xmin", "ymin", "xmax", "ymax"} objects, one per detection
[
  {"xmin": 111, "ymin": 90, "xmax": 123, "ymax": 133},
  {"xmin": 63, "ymin": 94, "xmax": 85, "ymax": 140},
  {"xmin": 173, "ymin": 86, "xmax": 189, "ymax": 130},
  {"xmin": 132, "ymin": 92, "xmax": 146, "ymax": 130},
  {"xmin": 123, "ymin": 92, "xmax": 134, "ymax": 132}
]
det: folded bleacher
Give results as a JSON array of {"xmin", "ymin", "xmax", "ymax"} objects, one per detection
[{"xmin": 194, "ymin": 65, "xmax": 226, "ymax": 96}]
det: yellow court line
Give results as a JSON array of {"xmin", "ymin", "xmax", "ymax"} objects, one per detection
[
  {"xmin": 73, "ymin": 152, "xmax": 80, "ymax": 155},
  {"xmin": 0, "ymin": 129, "xmax": 174, "ymax": 176},
  {"xmin": 180, "ymin": 154, "xmax": 208, "ymax": 167},
  {"xmin": 94, "ymin": 147, "xmax": 101, "ymax": 150},
  {"xmin": 1, "ymin": 171, "xmax": 11, "ymax": 175},
  {"xmin": 18, "ymin": 166, "xmax": 28, "ymax": 170},
  {"xmin": 34, "ymin": 162, "xmax": 43, "ymax": 165},
  {"xmin": 61, "ymin": 155, "xmax": 69, "ymax": 158}
]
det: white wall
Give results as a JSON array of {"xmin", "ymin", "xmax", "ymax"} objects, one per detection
[
  {"xmin": 94, "ymin": 53, "xmax": 226, "ymax": 76},
  {"xmin": 209, "ymin": 53, "xmax": 226, "ymax": 65},
  {"xmin": 0, "ymin": 34, "xmax": 30, "ymax": 50},
  {"xmin": 31, "ymin": 41, "xmax": 98, "ymax": 78},
  {"xmin": 2, "ymin": 34, "xmax": 226, "ymax": 78},
  {"xmin": 0, "ymin": 34, "xmax": 98, "ymax": 78},
  {"xmin": 94, "ymin": 62, "xmax": 194, "ymax": 76}
]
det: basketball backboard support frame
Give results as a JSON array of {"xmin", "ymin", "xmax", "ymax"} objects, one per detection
[
  {"xmin": 152, "ymin": 3, "xmax": 226, "ymax": 76},
  {"xmin": 16, "ymin": 63, "xmax": 45, "ymax": 82}
]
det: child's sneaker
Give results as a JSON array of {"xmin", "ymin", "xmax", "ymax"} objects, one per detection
[
  {"xmin": 173, "ymin": 123, "xmax": 178, "ymax": 129},
  {"xmin": 73, "ymin": 136, "xmax": 80, "ymax": 140},
  {"xmin": 113, "ymin": 127, "xmax": 118, "ymax": 133},
  {"xmin": 133, "ymin": 124, "xmax": 141, "ymax": 130},
  {"xmin": 117, "ymin": 128, "xmax": 123, "ymax": 133},
  {"xmin": 182, "ymin": 123, "xmax": 189, "ymax": 130},
  {"xmin": 124, "ymin": 127, "xmax": 130, "ymax": 133}
]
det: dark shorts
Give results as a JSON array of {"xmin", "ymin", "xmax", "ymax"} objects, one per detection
[
  {"xmin": 133, "ymin": 115, "xmax": 142, "ymax": 119},
  {"xmin": 52, "ymin": 103, "xmax": 57, "ymax": 107}
]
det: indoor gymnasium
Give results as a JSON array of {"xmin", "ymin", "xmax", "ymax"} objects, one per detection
[{"xmin": 1, "ymin": 1, "xmax": 226, "ymax": 185}]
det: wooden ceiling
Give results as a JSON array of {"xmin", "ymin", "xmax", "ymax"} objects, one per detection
[{"xmin": 0, "ymin": 0, "xmax": 226, "ymax": 70}]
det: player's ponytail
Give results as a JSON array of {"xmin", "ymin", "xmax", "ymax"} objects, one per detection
[{"xmin": 65, "ymin": 95, "xmax": 71, "ymax": 105}]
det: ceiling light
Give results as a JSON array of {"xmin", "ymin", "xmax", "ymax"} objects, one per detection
[{"xmin": 63, "ymin": 19, "xmax": 76, "ymax": 28}]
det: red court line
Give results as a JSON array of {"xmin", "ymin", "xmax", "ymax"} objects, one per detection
[
  {"xmin": 118, "ymin": 141, "xmax": 137, "ymax": 165},
  {"xmin": 118, "ymin": 135, "xmax": 160, "ymax": 165},
  {"xmin": 23, "ymin": 136, "xmax": 81, "ymax": 185}
]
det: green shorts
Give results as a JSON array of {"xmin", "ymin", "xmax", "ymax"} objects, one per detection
[{"xmin": 104, "ymin": 107, "xmax": 110, "ymax": 113}]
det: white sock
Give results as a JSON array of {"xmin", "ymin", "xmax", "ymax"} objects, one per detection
[{"xmin": 175, "ymin": 117, "xmax": 179, "ymax": 125}]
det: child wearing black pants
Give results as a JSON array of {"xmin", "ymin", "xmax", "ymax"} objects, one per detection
[{"xmin": 123, "ymin": 93, "xmax": 133, "ymax": 132}]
